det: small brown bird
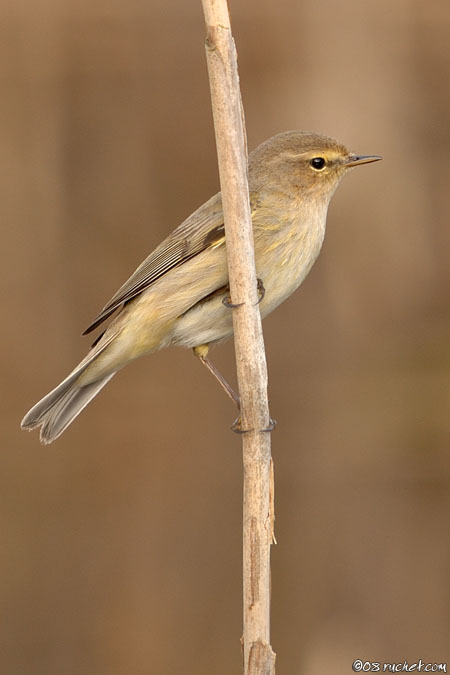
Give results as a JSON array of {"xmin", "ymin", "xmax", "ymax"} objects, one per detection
[{"xmin": 21, "ymin": 131, "xmax": 380, "ymax": 443}]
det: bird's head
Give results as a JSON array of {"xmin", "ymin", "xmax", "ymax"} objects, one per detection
[{"xmin": 249, "ymin": 131, "xmax": 381, "ymax": 201}]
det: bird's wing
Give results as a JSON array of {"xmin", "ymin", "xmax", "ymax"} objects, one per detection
[{"xmin": 83, "ymin": 192, "xmax": 225, "ymax": 334}]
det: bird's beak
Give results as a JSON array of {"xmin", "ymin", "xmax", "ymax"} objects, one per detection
[{"xmin": 345, "ymin": 154, "xmax": 382, "ymax": 168}]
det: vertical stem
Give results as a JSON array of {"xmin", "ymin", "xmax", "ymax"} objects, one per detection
[{"xmin": 200, "ymin": 1, "xmax": 276, "ymax": 673}]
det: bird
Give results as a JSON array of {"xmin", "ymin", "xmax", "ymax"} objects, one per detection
[{"xmin": 21, "ymin": 131, "xmax": 381, "ymax": 443}]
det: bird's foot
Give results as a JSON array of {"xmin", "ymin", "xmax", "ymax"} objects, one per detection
[
  {"xmin": 255, "ymin": 278, "xmax": 266, "ymax": 305},
  {"xmin": 231, "ymin": 415, "xmax": 277, "ymax": 434}
]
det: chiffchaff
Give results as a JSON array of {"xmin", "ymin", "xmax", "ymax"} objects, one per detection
[{"xmin": 21, "ymin": 131, "xmax": 380, "ymax": 443}]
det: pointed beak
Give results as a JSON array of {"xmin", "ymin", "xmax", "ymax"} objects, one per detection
[{"xmin": 345, "ymin": 154, "xmax": 382, "ymax": 168}]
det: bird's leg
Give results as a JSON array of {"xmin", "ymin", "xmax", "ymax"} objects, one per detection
[
  {"xmin": 193, "ymin": 345, "xmax": 253, "ymax": 433},
  {"xmin": 193, "ymin": 345, "xmax": 276, "ymax": 434},
  {"xmin": 193, "ymin": 345, "xmax": 240, "ymax": 409}
]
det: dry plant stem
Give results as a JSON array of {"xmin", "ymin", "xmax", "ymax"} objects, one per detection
[{"xmin": 201, "ymin": 1, "xmax": 276, "ymax": 673}]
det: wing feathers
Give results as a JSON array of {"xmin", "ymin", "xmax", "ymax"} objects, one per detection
[{"xmin": 83, "ymin": 193, "xmax": 225, "ymax": 335}]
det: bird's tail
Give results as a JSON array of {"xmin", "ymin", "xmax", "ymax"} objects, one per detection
[{"xmin": 21, "ymin": 334, "xmax": 117, "ymax": 444}]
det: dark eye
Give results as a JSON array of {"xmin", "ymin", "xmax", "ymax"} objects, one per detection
[{"xmin": 310, "ymin": 157, "xmax": 326, "ymax": 170}]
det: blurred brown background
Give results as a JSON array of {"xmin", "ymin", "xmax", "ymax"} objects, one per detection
[{"xmin": 2, "ymin": 1, "xmax": 449, "ymax": 673}]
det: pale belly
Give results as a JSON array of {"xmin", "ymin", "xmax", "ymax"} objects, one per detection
[
  {"xmin": 171, "ymin": 217, "xmax": 326, "ymax": 349},
  {"xmin": 81, "ymin": 209, "xmax": 327, "ymax": 383}
]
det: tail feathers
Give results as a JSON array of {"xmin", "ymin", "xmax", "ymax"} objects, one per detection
[
  {"xmin": 21, "ymin": 332, "xmax": 119, "ymax": 444},
  {"xmin": 21, "ymin": 372, "xmax": 116, "ymax": 444}
]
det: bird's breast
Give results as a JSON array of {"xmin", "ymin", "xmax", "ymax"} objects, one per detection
[{"xmin": 255, "ymin": 203, "xmax": 328, "ymax": 317}]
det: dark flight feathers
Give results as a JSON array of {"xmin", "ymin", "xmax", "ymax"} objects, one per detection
[{"xmin": 83, "ymin": 193, "xmax": 225, "ymax": 335}]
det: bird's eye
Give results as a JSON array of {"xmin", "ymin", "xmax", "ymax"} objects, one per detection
[{"xmin": 310, "ymin": 157, "xmax": 326, "ymax": 170}]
